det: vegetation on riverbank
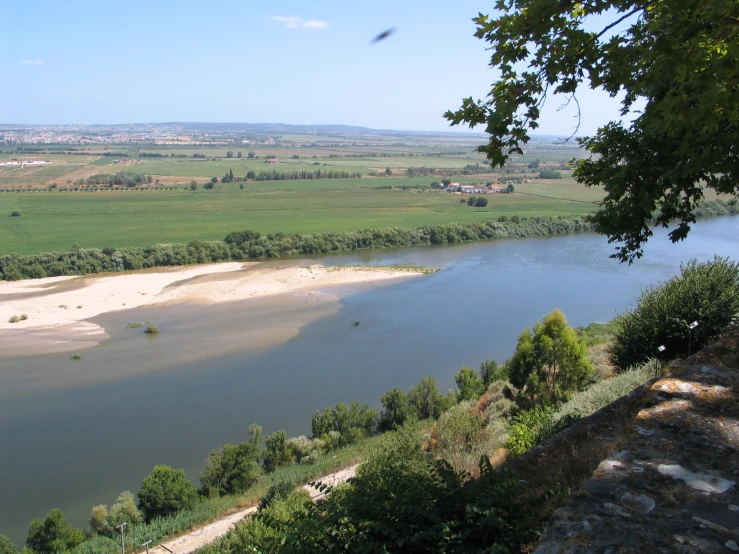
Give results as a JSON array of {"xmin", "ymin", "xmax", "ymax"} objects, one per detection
[{"xmin": 0, "ymin": 215, "xmax": 592, "ymax": 281}]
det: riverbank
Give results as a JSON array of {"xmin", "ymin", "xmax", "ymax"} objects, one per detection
[{"xmin": 0, "ymin": 261, "xmax": 429, "ymax": 356}]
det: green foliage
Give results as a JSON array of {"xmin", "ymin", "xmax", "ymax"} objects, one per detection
[
  {"xmin": 467, "ymin": 195, "xmax": 477, "ymax": 206},
  {"xmin": 26, "ymin": 509, "xmax": 84, "ymax": 554},
  {"xmin": 505, "ymin": 405, "xmax": 558, "ymax": 455},
  {"xmin": 475, "ymin": 196, "xmax": 488, "ymax": 207},
  {"xmin": 258, "ymin": 475, "xmax": 297, "ymax": 511},
  {"xmin": 479, "ymin": 359, "xmax": 506, "ymax": 386},
  {"xmin": 609, "ymin": 256, "xmax": 739, "ymax": 369},
  {"xmin": 8, "ymin": 315, "xmax": 19, "ymax": 323},
  {"xmin": 264, "ymin": 430, "xmax": 292, "ymax": 473},
  {"xmin": 88, "ymin": 505, "xmax": 109, "ymax": 536},
  {"xmin": 379, "ymin": 388, "xmax": 412, "ymax": 431},
  {"xmin": 107, "ymin": 491, "xmax": 143, "ymax": 530},
  {"xmin": 430, "ymin": 401, "xmax": 500, "ymax": 474},
  {"xmin": 137, "ymin": 465, "xmax": 199, "ymax": 521},
  {"xmin": 71, "ymin": 353, "xmax": 81, "ymax": 360},
  {"xmin": 310, "ymin": 402, "xmax": 378, "ymax": 448},
  {"xmin": 507, "ymin": 309, "xmax": 593, "ymax": 405},
  {"xmin": 408, "ymin": 375, "xmax": 444, "ymax": 420},
  {"xmin": 200, "ymin": 442, "xmax": 262, "ymax": 497},
  {"xmin": 538, "ymin": 170, "xmax": 561, "ymax": 179},
  {"xmin": 446, "ymin": 0, "xmax": 739, "ymax": 262},
  {"xmin": 0, "ymin": 534, "xmax": 18, "ymax": 554},
  {"xmin": 144, "ymin": 324, "xmax": 159, "ymax": 334},
  {"xmin": 454, "ymin": 366, "xmax": 486, "ymax": 401},
  {"xmin": 10, "ymin": 211, "xmax": 20, "ymax": 217},
  {"xmin": 554, "ymin": 360, "xmax": 660, "ymax": 424},
  {"xmin": 0, "ymin": 215, "xmax": 596, "ymax": 280}
]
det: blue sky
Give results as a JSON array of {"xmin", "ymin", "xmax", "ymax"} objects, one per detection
[{"xmin": 2, "ymin": 0, "xmax": 628, "ymax": 134}]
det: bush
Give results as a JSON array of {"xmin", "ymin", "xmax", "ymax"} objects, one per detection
[
  {"xmin": 137, "ymin": 465, "xmax": 199, "ymax": 521},
  {"xmin": 505, "ymin": 404, "xmax": 558, "ymax": 455},
  {"xmin": 10, "ymin": 211, "xmax": 20, "ymax": 217},
  {"xmin": 71, "ymin": 353, "xmax": 82, "ymax": 360},
  {"xmin": 609, "ymin": 256, "xmax": 739, "ymax": 369},
  {"xmin": 144, "ymin": 325, "xmax": 159, "ymax": 334},
  {"xmin": 554, "ymin": 360, "xmax": 660, "ymax": 424},
  {"xmin": 258, "ymin": 475, "xmax": 297, "ymax": 511},
  {"xmin": 19, "ymin": 313, "xmax": 27, "ymax": 321},
  {"xmin": 27, "ymin": 509, "xmax": 84, "ymax": 554},
  {"xmin": 8, "ymin": 315, "xmax": 19, "ymax": 323},
  {"xmin": 476, "ymin": 196, "xmax": 488, "ymax": 207},
  {"xmin": 0, "ymin": 533, "xmax": 18, "ymax": 554}
]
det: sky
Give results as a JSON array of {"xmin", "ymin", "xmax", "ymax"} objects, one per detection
[{"xmin": 2, "ymin": 0, "xmax": 631, "ymax": 134}]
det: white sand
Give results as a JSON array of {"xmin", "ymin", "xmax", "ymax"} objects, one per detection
[{"xmin": 0, "ymin": 262, "xmax": 426, "ymax": 354}]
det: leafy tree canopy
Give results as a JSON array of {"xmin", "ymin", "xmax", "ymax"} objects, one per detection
[
  {"xmin": 137, "ymin": 465, "xmax": 199, "ymax": 521},
  {"xmin": 0, "ymin": 534, "xmax": 18, "ymax": 554},
  {"xmin": 507, "ymin": 309, "xmax": 593, "ymax": 404},
  {"xmin": 26, "ymin": 509, "xmax": 84, "ymax": 554},
  {"xmin": 446, "ymin": 0, "xmax": 739, "ymax": 261}
]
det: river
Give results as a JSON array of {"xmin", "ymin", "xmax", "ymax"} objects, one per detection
[{"xmin": 1, "ymin": 217, "xmax": 738, "ymax": 544}]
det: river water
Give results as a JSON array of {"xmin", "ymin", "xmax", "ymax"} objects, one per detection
[{"xmin": 1, "ymin": 217, "xmax": 738, "ymax": 543}]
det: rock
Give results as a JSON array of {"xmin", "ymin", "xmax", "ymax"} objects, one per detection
[{"xmin": 621, "ymin": 492, "xmax": 656, "ymax": 514}]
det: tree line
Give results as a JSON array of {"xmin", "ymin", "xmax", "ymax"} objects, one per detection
[
  {"xmin": 0, "ymin": 215, "xmax": 593, "ymax": 280},
  {"xmin": 73, "ymin": 171, "xmax": 153, "ymax": 187}
]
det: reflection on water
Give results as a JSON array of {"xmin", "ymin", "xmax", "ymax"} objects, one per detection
[{"xmin": 1, "ymin": 217, "xmax": 738, "ymax": 543}]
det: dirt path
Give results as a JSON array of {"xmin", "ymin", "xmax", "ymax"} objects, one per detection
[{"xmin": 149, "ymin": 464, "xmax": 358, "ymax": 554}]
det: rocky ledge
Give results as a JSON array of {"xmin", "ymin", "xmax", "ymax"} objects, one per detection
[{"xmin": 535, "ymin": 330, "xmax": 739, "ymax": 553}]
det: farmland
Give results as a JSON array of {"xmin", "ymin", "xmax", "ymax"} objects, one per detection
[{"xmin": 0, "ymin": 127, "xmax": 602, "ymax": 255}]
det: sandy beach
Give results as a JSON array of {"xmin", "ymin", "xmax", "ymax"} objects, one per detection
[{"xmin": 0, "ymin": 261, "xmax": 427, "ymax": 356}]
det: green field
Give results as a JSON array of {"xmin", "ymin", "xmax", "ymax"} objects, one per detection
[
  {"xmin": 0, "ymin": 182, "xmax": 600, "ymax": 254},
  {"xmin": 0, "ymin": 134, "xmax": 606, "ymax": 255}
]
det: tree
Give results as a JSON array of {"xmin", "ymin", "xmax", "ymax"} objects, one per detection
[
  {"xmin": 0, "ymin": 534, "xmax": 18, "ymax": 554},
  {"xmin": 200, "ymin": 443, "xmax": 262, "ymax": 497},
  {"xmin": 379, "ymin": 388, "xmax": 412, "ymax": 431},
  {"xmin": 467, "ymin": 196, "xmax": 477, "ymax": 206},
  {"xmin": 203, "ymin": 182, "xmax": 214, "ymax": 190},
  {"xmin": 507, "ymin": 309, "xmax": 592, "ymax": 405},
  {"xmin": 89, "ymin": 504, "xmax": 109, "ymax": 536},
  {"xmin": 226, "ymin": 151, "xmax": 234, "ymax": 158},
  {"xmin": 247, "ymin": 152, "xmax": 255, "ymax": 158},
  {"xmin": 264, "ymin": 430, "xmax": 291, "ymax": 472},
  {"xmin": 311, "ymin": 408, "xmax": 333, "ymax": 439},
  {"xmin": 454, "ymin": 366, "xmax": 485, "ymax": 401},
  {"xmin": 527, "ymin": 159, "xmax": 540, "ymax": 169},
  {"xmin": 385, "ymin": 167, "xmax": 392, "ymax": 176},
  {"xmin": 610, "ymin": 256, "xmax": 739, "ymax": 369},
  {"xmin": 190, "ymin": 182, "xmax": 198, "ymax": 191},
  {"xmin": 26, "ymin": 509, "xmax": 84, "ymax": 554},
  {"xmin": 441, "ymin": 178, "xmax": 452, "ymax": 187},
  {"xmin": 445, "ymin": 0, "xmax": 739, "ymax": 262},
  {"xmin": 137, "ymin": 465, "xmax": 199, "ymax": 521},
  {"xmin": 408, "ymin": 376, "xmax": 443, "ymax": 420},
  {"xmin": 475, "ymin": 196, "xmax": 488, "ymax": 207},
  {"xmin": 246, "ymin": 170, "xmax": 256, "ymax": 180},
  {"xmin": 108, "ymin": 491, "xmax": 143, "ymax": 529},
  {"xmin": 237, "ymin": 151, "xmax": 243, "ymax": 158},
  {"xmin": 506, "ymin": 184, "xmax": 514, "ymax": 193},
  {"xmin": 479, "ymin": 360, "xmax": 506, "ymax": 386}
]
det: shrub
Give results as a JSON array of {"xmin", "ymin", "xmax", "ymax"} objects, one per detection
[
  {"xmin": 10, "ymin": 211, "xmax": 20, "ymax": 217},
  {"xmin": 8, "ymin": 315, "xmax": 19, "ymax": 323},
  {"xmin": 127, "ymin": 322, "xmax": 142, "ymax": 328},
  {"xmin": 27, "ymin": 509, "xmax": 84, "ymax": 554},
  {"xmin": 258, "ymin": 475, "xmax": 297, "ymax": 511},
  {"xmin": 554, "ymin": 360, "xmax": 660, "ymax": 424},
  {"xmin": 71, "ymin": 353, "xmax": 82, "ymax": 360},
  {"xmin": 476, "ymin": 196, "xmax": 488, "ymax": 207},
  {"xmin": 137, "ymin": 465, "xmax": 199, "ymax": 521},
  {"xmin": 144, "ymin": 324, "xmax": 159, "ymax": 334},
  {"xmin": 505, "ymin": 404, "xmax": 557, "ymax": 455},
  {"xmin": 0, "ymin": 533, "xmax": 18, "ymax": 554},
  {"xmin": 19, "ymin": 313, "xmax": 27, "ymax": 321},
  {"xmin": 609, "ymin": 256, "xmax": 739, "ymax": 369}
]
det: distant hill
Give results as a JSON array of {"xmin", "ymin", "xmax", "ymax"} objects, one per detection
[{"xmin": 170, "ymin": 122, "xmax": 488, "ymax": 137}]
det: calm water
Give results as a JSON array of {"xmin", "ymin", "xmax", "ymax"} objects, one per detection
[{"xmin": 2, "ymin": 217, "xmax": 738, "ymax": 543}]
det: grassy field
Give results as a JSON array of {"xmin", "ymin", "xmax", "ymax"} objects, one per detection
[
  {"xmin": 0, "ymin": 135, "xmax": 606, "ymax": 255},
  {"xmin": 0, "ymin": 183, "xmax": 600, "ymax": 254}
]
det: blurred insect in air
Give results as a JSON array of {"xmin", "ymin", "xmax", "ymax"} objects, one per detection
[{"xmin": 371, "ymin": 28, "xmax": 396, "ymax": 44}]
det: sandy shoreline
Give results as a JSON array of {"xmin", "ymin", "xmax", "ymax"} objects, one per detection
[{"xmin": 0, "ymin": 261, "xmax": 428, "ymax": 355}]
